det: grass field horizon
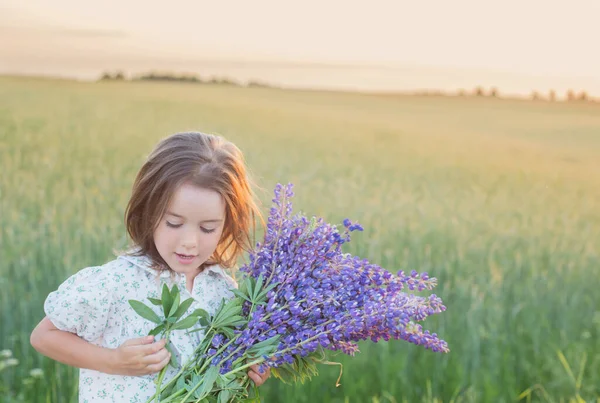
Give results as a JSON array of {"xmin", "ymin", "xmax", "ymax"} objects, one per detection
[{"xmin": 1, "ymin": 75, "xmax": 599, "ymax": 402}]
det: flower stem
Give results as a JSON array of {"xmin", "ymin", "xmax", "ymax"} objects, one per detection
[
  {"xmin": 222, "ymin": 357, "xmax": 264, "ymax": 378},
  {"xmin": 152, "ymin": 330, "xmax": 171, "ymax": 403}
]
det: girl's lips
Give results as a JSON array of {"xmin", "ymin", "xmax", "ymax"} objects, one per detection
[{"xmin": 175, "ymin": 253, "xmax": 197, "ymax": 265}]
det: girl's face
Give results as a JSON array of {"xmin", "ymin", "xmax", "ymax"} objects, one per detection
[{"xmin": 153, "ymin": 183, "xmax": 226, "ymax": 281}]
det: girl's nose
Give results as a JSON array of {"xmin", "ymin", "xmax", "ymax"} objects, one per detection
[{"xmin": 181, "ymin": 229, "xmax": 199, "ymax": 249}]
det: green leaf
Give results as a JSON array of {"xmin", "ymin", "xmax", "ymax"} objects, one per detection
[
  {"xmin": 232, "ymin": 356, "xmax": 245, "ymax": 368},
  {"xmin": 164, "ymin": 342, "xmax": 179, "ymax": 368},
  {"xmin": 271, "ymin": 365, "xmax": 296, "ymax": 385},
  {"xmin": 148, "ymin": 324, "xmax": 165, "ymax": 336},
  {"xmin": 216, "ymin": 374, "xmax": 235, "ymax": 389},
  {"xmin": 161, "ymin": 284, "xmax": 173, "ymax": 318},
  {"xmin": 193, "ymin": 365, "xmax": 219, "ymax": 400},
  {"xmin": 172, "ymin": 315, "xmax": 199, "ymax": 330},
  {"xmin": 252, "ymin": 274, "xmax": 264, "ymax": 301},
  {"xmin": 255, "ymin": 282, "xmax": 278, "ymax": 302},
  {"xmin": 268, "ymin": 349, "xmax": 326, "ymax": 386},
  {"xmin": 296, "ymin": 355, "xmax": 305, "ymax": 373},
  {"xmin": 176, "ymin": 375, "xmax": 187, "ymax": 392},
  {"xmin": 128, "ymin": 300, "xmax": 162, "ymax": 324},
  {"xmin": 217, "ymin": 389, "xmax": 231, "ymax": 403},
  {"xmin": 219, "ymin": 315, "xmax": 246, "ymax": 328},
  {"xmin": 191, "ymin": 308, "xmax": 211, "ymax": 323},
  {"xmin": 246, "ymin": 335, "xmax": 280, "ymax": 356},
  {"xmin": 168, "ymin": 292, "xmax": 180, "ymax": 318},
  {"xmin": 159, "ymin": 381, "xmax": 176, "ymax": 401},
  {"xmin": 167, "ymin": 317, "xmax": 178, "ymax": 324},
  {"xmin": 213, "ymin": 299, "xmax": 243, "ymax": 327},
  {"xmin": 220, "ymin": 327, "xmax": 235, "ymax": 339},
  {"xmin": 170, "ymin": 283, "xmax": 180, "ymax": 300},
  {"xmin": 244, "ymin": 277, "xmax": 254, "ymax": 300},
  {"xmin": 230, "ymin": 288, "xmax": 251, "ymax": 302},
  {"xmin": 171, "ymin": 297, "xmax": 194, "ymax": 320},
  {"xmin": 148, "ymin": 297, "xmax": 163, "ymax": 306}
]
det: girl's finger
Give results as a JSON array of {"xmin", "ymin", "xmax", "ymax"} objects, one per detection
[
  {"xmin": 146, "ymin": 353, "xmax": 171, "ymax": 373},
  {"xmin": 248, "ymin": 370, "xmax": 262, "ymax": 386},
  {"xmin": 141, "ymin": 339, "xmax": 166, "ymax": 355},
  {"xmin": 142, "ymin": 348, "xmax": 169, "ymax": 364}
]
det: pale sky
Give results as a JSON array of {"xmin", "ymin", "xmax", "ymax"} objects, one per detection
[{"xmin": 1, "ymin": 0, "xmax": 599, "ymax": 94}]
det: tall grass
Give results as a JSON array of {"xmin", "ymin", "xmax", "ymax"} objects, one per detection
[{"xmin": 1, "ymin": 76, "xmax": 599, "ymax": 402}]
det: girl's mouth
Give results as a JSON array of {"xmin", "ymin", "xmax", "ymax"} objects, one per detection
[{"xmin": 175, "ymin": 253, "xmax": 197, "ymax": 264}]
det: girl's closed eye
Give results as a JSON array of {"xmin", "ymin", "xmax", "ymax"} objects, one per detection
[{"xmin": 166, "ymin": 221, "xmax": 216, "ymax": 234}]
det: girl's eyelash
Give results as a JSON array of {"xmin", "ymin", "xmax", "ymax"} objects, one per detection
[{"xmin": 167, "ymin": 221, "xmax": 216, "ymax": 234}]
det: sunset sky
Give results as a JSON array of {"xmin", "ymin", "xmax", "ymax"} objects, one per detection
[{"xmin": 1, "ymin": 0, "xmax": 599, "ymax": 95}]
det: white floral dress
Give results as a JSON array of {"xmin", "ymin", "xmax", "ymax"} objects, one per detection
[{"xmin": 44, "ymin": 253, "xmax": 237, "ymax": 403}]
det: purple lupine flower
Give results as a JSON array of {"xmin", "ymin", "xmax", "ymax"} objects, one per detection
[
  {"xmin": 237, "ymin": 184, "xmax": 447, "ymax": 361},
  {"xmin": 189, "ymin": 182, "xmax": 448, "ymax": 385}
]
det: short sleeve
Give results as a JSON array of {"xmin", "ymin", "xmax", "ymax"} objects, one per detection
[{"xmin": 44, "ymin": 266, "xmax": 114, "ymax": 342}]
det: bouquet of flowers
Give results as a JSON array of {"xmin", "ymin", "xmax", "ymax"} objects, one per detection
[{"xmin": 129, "ymin": 183, "xmax": 449, "ymax": 403}]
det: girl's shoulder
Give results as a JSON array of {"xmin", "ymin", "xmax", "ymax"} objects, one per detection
[{"xmin": 56, "ymin": 254, "xmax": 158, "ymax": 291}]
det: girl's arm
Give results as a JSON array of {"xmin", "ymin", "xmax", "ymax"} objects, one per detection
[{"xmin": 30, "ymin": 316, "xmax": 171, "ymax": 376}]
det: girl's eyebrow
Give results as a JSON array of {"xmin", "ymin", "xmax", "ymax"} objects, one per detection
[{"xmin": 166, "ymin": 211, "xmax": 223, "ymax": 223}]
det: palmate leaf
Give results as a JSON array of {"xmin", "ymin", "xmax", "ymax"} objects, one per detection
[
  {"xmin": 128, "ymin": 300, "xmax": 161, "ymax": 324},
  {"xmin": 235, "ymin": 273, "xmax": 278, "ymax": 305},
  {"xmin": 212, "ymin": 298, "xmax": 243, "ymax": 328}
]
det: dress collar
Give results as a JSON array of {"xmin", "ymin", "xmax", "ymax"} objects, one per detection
[{"xmin": 118, "ymin": 252, "xmax": 228, "ymax": 280}]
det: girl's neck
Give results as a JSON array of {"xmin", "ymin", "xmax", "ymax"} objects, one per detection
[{"xmin": 184, "ymin": 273, "xmax": 196, "ymax": 292}]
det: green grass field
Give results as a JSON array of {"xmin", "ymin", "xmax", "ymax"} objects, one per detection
[{"xmin": 1, "ymin": 76, "xmax": 599, "ymax": 402}]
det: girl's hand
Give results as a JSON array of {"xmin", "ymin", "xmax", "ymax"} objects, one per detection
[
  {"xmin": 109, "ymin": 336, "xmax": 171, "ymax": 376},
  {"xmin": 248, "ymin": 364, "xmax": 270, "ymax": 387}
]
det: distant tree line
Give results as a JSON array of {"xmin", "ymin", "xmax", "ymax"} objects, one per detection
[
  {"xmin": 99, "ymin": 71, "xmax": 597, "ymax": 102},
  {"xmin": 98, "ymin": 70, "xmax": 274, "ymax": 89},
  {"xmin": 458, "ymin": 86, "xmax": 596, "ymax": 103}
]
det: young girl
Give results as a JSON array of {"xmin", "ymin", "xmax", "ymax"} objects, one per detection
[{"xmin": 31, "ymin": 131, "xmax": 271, "ymax": 402}]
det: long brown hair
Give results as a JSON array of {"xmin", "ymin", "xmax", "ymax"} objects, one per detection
[{"xmin": 125, "ymin": 132, "xmax": 263, "ymax": 271}]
